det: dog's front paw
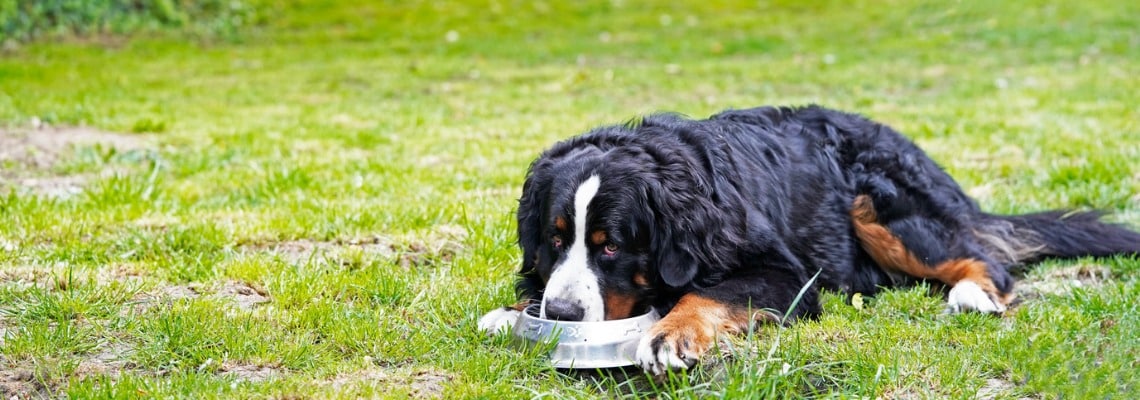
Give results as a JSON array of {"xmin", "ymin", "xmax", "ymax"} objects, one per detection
[
  {"xmin": 478, "ymin": 307, "xmax": 522, "ymax": 335},
  {"xmin": 634, "ymin": 320, "xmax": 712, "ymax": 375},
  {"xmin": 947, "ymin": 281, "xmax": 1006, "ymax": 314},
  {"xmin": 634, "ymin": 294, "xmax": 753, "ymax": 375}
]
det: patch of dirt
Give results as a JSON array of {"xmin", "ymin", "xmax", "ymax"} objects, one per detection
[
  {"xmin": 0, "ymin": 371, "xmax": 33, "ymax": 398},
  {"xmin": 324, "ymin": 367, "xmax": 453, "ymax": 399},
  {"xmin": 975, "ymin": 377, "xmax": 1036, "ymax": 400},
  {"xmin": 92, "ymin": 264, "xmax": 148, "ymax": 288},
  {"xmin": 395, "ymin": 224, "xmax": 467, "ymax": 268},
  {"xmin": 0, "ymin": 262, "xmax": 147, "ymax": 294},
  {"xmin": 121, "ymin": 283, "xmax": 201, "ymax": 317},
  {"xmin": 1017, "ymin": 264, "xmax": 1112, "ymax": 299},
  {"xmin": 162, "ymin": 284, "xmax": 203, "ymax": 300},
  {"xmin": 0, "ymin": 125, "xmax": 147, "ymax": 168},
  {"xmin": 252, "ymin": 236, "xmax": 397, "ymax": 265},
  {"xmin": 407, "ymin": 370, "xmax": 451, "ymax": 399},
  {"xmin": 976, "ymin": 378, "xmax": 1013, "ymax": 399},
  {"xmin": 326, "ymin": 368, "xmax": 389, "ymax": 390},
  {"xmin": 0, "ymin": 369, "xmax": 48, "ymax": 399},
  {"xmin": 0, "ymin": 125, "xmax": 151, "ymax": 198},
  {"xmin": 220, "ymin": 362, "xmax": 282, "ymax": 383},
  {"xmin": 0, "ymin": 263, "xmax": 85, "ymax": 291},
  {"xmin": 0, "ymin": 341, "xmax": 137, "ymax": 398},
  {"xmin": 877, "ymin": 385, "xmax": 928, "ymax": 400},
  {"xmin": 213, "ymin": 281, "xmax": 270, "ymax": 310},
  {"xmin": 245, "ymin": 224, "xmax": 468, "ymax": 269},
  {"xmin": 74, "ymin": 341, "xmax": 134, "ymax": 379},
  {"xmin": 391, "ymin": 236, "xmax": 464, "ymax": 269},
  {"xmin": 0, "ymin": 265, "xmax": 51, "ymax": 291},
  {"xmin": 126, "ymin": 280, "xmax": 273, "ymax": 315},
  {"xmin": 126, "ymin": 281, "xmax": 270, "ymax": 315}
]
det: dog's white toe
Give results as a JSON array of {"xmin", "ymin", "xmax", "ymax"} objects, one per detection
[
  {"xmin": 634, "ymin": 333, "xmax": 696, "ymax": 376},
  {"xmin": 478, "ymin": 307, "xmax": 521, "ymax": 335},
  {"xmin": 947, "ymin": 281, "xmax": 1004, "ymax": 313}
]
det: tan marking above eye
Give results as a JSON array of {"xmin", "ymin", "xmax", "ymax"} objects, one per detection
[
  {"xmin": 591, "ymin": 230, "xmax": 607, "ymax": 245},
  {"xmin": 554, "ymin": 216, "xmax": 567, "ymax": 231},
  {"xmin": 633, "ymin": 273, "xmax": 650, "ymax": 287}
]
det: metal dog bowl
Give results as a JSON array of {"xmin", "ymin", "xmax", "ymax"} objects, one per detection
[{"xmin": 512, "ymin": 304, "xmax": 660, "ymax": 369}]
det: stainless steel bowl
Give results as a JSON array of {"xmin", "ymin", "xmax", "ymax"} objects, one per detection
[{"xmin": 512, "ymin": 304, "xmax": 660, "ymax": 369}]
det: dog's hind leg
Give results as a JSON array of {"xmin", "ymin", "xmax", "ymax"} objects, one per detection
[{"xmin": 850, "ymin": 195, "xmax": 1016, "ymax": 313}]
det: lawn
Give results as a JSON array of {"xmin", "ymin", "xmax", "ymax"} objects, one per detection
[{"xmin": 1, "ymin": 0, "xmax": 1138, "ymax": 398}]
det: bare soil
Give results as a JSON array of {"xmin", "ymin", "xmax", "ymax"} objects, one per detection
[
  {"xmin": 0, "ymin": 125, "xmax": 150, "ymax": 198},
  {"xmin": 220, "ymin": 362, "xmax": 282, "ymax": 383},
  {"xmin": 214, "ymin": 281, "xmax": 271, "ymax": 310},
  {"xmin": 244, "ymin": 224, "xmax": 468, "ymax": 269},
  {"xmin": 976, "ymin": 377, "xmax": 1037, "ymax": 400},
  {"xmin": 128, "ymin": 280, "xmax": 271, "ymax": 313},
  {"xmin": 323, "ymin": 367, "xmax": 453, "ymax": 399},
  {"xmin": 74, "ymin": 341, "xmax": 134, "ymax": 379},
  {"xmin": 1016, "ymin": 264, "xmax": 1113, "ymax": 299},
  {"xmin": 0, "ymin": 369, "xmax": 48, "ymax": 399}
]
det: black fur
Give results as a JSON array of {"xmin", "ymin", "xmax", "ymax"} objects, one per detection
[{"xmin": 513, "ymin": 105, "xmax": 1140, "ymax": 319}]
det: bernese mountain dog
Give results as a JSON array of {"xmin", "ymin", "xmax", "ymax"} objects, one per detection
[{"xmin": 478, "ymin": 105, "xmax": 1140, "ymax": 375}]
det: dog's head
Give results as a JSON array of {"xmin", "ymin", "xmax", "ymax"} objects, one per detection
[{"xmin": 514, "ymin": 122, "xmax": 751, "ymax": 321}]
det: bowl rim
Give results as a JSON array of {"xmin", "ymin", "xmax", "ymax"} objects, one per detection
[
  {"xmin": 517, "ymin": 304, "xmax": 658, "ymax": 327},
  {"xmin": 513, "ymin": 304, "xmax": 660, "ymax": 369}
]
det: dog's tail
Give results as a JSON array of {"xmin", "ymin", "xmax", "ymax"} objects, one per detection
[{"xmin": 974, "ymin": 210, "xmax": 1140, "ymax": 265}]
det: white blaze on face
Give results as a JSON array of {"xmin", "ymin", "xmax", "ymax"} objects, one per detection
[{"xmin": 541, "ymin": 175, "xmax": 605, "ymax": 322}]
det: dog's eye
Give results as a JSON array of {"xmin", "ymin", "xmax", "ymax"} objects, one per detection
[
  {"xmin": 551, "ymin": 235, "xmax": 563, "ymax": 248},
  {"xmin": 603, "ymin": 242, "xmax": 619, "ymax": 255}
]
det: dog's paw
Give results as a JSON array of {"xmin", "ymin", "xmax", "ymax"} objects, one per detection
[
  {"xmin": 634, "ymin": 323, "xmax": 710, "ymax": 375},
  {"xmin": 947, "ymin": 281, "xmax": 1005, "ymax": 314},
  {"xmin": 478, "ymin": 307, "xmax": 521, "ymax": 335}
]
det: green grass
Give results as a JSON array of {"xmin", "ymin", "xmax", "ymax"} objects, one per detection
[
  {"xmin": 1, "ymin": 0, "xmax": 1139, "ymax": 398},
  {"xmin": 0, "ymin": 0, "xmax": 261, "ymax": 43}
]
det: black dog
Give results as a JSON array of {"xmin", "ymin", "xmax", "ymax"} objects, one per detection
[{"xmin": 478, "ymin": 105, "xmax": 1140, "ymax": 375}]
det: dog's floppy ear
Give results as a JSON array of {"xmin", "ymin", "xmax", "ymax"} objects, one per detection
[
  {"xmin": 632, "ymin": 136, "xmax": 751, "ymax": 289},
  {"xmin": 651, "ymin": 227, "xmax": 700, "ymax": 288},
  {"xmin": 514, "ymin": 162, "xmax": 552, "ymax": 299},
  {"xmin": 641, "ymin": 173, "xmax": 741, "ymax": 289}
]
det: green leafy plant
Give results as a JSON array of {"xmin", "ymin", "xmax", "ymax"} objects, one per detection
[{"xmin": 0, "ymin": 0, "xmax": 260, "ymax": 43}]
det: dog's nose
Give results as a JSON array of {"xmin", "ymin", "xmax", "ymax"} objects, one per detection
[{"xmin": 543, "ymin": 298, "xmax": 585, "ymax": 321}]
